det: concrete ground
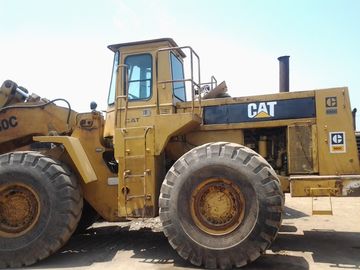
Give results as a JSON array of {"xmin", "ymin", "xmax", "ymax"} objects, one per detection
[{"xmin": 26, "ymin": 195, "xmax": 360, "ymax": 270}]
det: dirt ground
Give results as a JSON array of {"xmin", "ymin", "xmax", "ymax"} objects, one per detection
[{"xmin": 25, "ymin": 194, "xmax": 360, "ymax": 270}]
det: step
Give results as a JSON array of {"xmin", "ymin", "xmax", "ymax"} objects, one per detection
[
  {"xmin": 310, "ymin": 188, "xmax": 335, "ymax": 215},
  {"xmin": 124, "ymin": 155, "xmax": 146, "ymax": 159},
  {"xmin": 124, "ymin": 173, "xmax": 145, "ymax": 179},
  {"xmin": 124, "ymin": 135, "xmax": 146, "ymax": 140},
  {"xmin": 126, "ymin": 194, "xmax": 151, "ymax": 201}
]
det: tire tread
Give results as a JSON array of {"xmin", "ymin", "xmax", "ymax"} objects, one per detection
[
  {"xmin": 0, "ymin": 151, "xmax": 82, "ymax": 268},
  {"xmin": 159, "ymin": 142, "xmax": 283, "ymax": 269}
]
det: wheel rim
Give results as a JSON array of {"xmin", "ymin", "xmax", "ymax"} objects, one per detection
[
  {"xmin": 0, "ymin": 184, "xmax": 41, "ymax": 238},
  {"xmin": 191, "ymin": 178, "xmax": 245, "ymax": 236}
]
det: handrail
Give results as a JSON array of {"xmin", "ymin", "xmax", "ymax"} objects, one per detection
[
  {"xmin": 211, "ymin": 76, "xmax": 218, "ymax": 90},
  {"xmin": 199, "ymin": 75, "xmax": 218, "ymax": 92},
  {"xmin": 115, "ymin": 64, "xmax": 129, "ymax": 128}
]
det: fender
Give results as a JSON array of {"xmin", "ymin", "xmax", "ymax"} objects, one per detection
[{"xmin": 33, "ymin": 135, "xmax": 97, "ymax": 183}]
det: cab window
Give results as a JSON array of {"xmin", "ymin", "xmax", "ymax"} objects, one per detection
[
  {"xmin": 107, "ymin": 51, "xmax": 119, "ymax": 105},
  {"xmin": 170, "ymin": 53, "xmax": 186, "ymax": 102},
  {"xmin": 125, "ymin": 54, "xmax": 152, "ymax": 100}
]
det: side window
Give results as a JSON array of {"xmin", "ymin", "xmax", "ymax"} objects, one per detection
[
  {"xmin": 170, "ymin": 53, "xmax": 186, "ymax": 102},
  {"xmin": 107, "ymin": 51, "xmax": 119, "ymax": 105},
  {"xmin": 125, "ymin": 54, "xmax": 152, "ymax": 100}
]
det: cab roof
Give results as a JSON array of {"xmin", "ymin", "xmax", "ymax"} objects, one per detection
[{"xmin": 108, "ymin": 38, "xmax": 186, "ymax": 57}]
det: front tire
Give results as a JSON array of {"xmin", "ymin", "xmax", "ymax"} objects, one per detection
[
  {"xmin": 159, "ymin": 142, "xmax": 283, "ymax": 269},
  {"xmin": 0, "ymin": 152, "xmax": 83, "ymax": 268},
  {"xmin": 74, "ymin": 200, "xmax": 100, "ymax": 234}
]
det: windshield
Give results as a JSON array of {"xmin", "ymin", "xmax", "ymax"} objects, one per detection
[{"xmin": 125, "ymin": 54, "xmax": 152, "ymax": 100}]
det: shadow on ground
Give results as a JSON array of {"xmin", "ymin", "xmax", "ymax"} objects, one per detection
[
  {"xmin": 27, "ymin": 223, "xmax": 360, "ymax": 270},
  {"xmin": 283, "ymin": 206, "xmax": 309, "ymax": 219},
  {"xmin": 272, "ymin": 230, "xmax": 360, "ymax": 269}
]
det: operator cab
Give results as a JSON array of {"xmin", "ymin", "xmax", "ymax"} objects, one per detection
[{"xmin": 104, "ymin": 38, "xmax": 190, "ymax": 137}]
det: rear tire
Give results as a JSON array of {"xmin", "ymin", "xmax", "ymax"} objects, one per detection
[
  {"xmin": 0, "ymin": 152, "xmax": 82, "ymax": 268},
  {"xmin": 159, "ymin": 142, "xmax": 283, "ymax": 269}
]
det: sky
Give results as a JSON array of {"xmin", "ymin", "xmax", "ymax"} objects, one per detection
[{"xmin": 0, "ymin": 0, "xmax": 359, "ymax": 129}]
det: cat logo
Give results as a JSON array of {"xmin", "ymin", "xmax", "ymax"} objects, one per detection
[
  {"xmin": 329, "ymin": 131, "xmax": 346, "ymax": 153},
  {"xmin": 325, "ymin": 96, "xmax": 337, "ymax": 115},
  {"xmin": 247, "ymin": 101, "xmax": 277, "ymax": 119}
]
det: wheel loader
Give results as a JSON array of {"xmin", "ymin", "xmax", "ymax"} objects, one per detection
[{"xmin": 0, "ymin": 38, "xmax": 359, "ymax": 269}]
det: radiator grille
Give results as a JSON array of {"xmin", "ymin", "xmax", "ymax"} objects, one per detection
[{"xmin": 288, "ymin": 125, "xmax": 314, "ymax": 173}]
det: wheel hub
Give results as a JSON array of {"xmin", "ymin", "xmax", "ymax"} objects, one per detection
[
  {"xmin": 191, "ymin": 178, "xmax": 245, "ymax": 235},
  {"xmin": 0, "ymin": 184, "xmax": 40, "ymax": 237}
]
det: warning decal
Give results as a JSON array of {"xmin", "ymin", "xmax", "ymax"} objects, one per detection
[{"xmin": 329, "ymin": 132, "xmax": 346, "ymax": 153}]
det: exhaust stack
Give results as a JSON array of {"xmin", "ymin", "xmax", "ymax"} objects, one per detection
[{"xmin": 278, "ymin": 56, "xmax": 290, "ymax": 92}]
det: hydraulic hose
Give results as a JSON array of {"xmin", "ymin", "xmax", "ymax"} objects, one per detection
[{"xmin": 0, "ymin": 98, "xmax": 72, "ymax": 124}]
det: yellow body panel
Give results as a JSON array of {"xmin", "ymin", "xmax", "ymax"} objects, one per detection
[
  {"xmin": 67, "ymin": 112, "xmax": 119, "ymax": 220},
  {"xmin": 315, "ymin": 88, "xmax": 360, "ymax": 174},
  {"xmin": 0, "ymin": 104, "xmax": 75, "ymax": 154},
  {"xmin": 33, "ymin": 135, "xmax": 97, "ymax": 183}
]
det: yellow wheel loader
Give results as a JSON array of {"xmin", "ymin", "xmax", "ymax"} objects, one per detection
[{"xmin": 0, "ymin": 38, "xmax": 359, "ymax": 269}]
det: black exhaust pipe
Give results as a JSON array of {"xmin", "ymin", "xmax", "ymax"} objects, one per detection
[
  {"xmin": 352, "ymin": 108, "xmax": 357, "ymax": 130},
  {"xmin": 278, "ymin": 56, "xmax": 290, "ymax": 92}
]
